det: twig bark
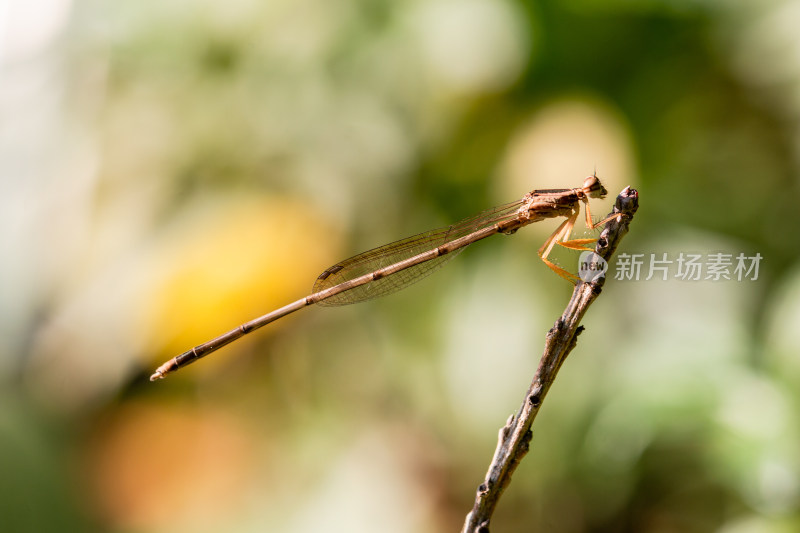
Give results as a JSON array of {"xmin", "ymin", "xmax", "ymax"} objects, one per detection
[{"xmin": 461, "ymin": 186, "xmax": 639, "ymax": 533}]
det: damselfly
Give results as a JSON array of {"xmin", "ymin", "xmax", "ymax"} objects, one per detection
[{"xmin": 151, "ymin": 175, "xmax": 621, "ymax": 381}]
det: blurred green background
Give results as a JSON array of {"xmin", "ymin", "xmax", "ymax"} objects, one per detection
[{"xmin": 2, "ymin": 0, "xmax": 800, "ymax": 532}]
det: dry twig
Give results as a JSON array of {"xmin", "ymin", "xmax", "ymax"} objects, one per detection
[{"xmin": 461, "ymin": 185, "xmax": 639, "ymax": 533}]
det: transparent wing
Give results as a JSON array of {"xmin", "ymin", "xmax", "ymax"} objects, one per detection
[{"xmin": 312, "ymin": 199, "xmax": 524, "ymax": 306}]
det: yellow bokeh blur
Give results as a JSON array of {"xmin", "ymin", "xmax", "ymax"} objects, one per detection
[{"xmin": 145, "ymin": 194, "xmax": 342, "ymax": 367}]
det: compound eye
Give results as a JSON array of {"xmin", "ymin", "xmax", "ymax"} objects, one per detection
[{"xmin": 583, "ymin": 175, "xmax": 607, "ymax": 198}]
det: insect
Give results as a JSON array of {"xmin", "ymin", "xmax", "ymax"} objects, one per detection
[{"xmin": 151, "ymin": 175, "xmax": 619, "ymax": 381}]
